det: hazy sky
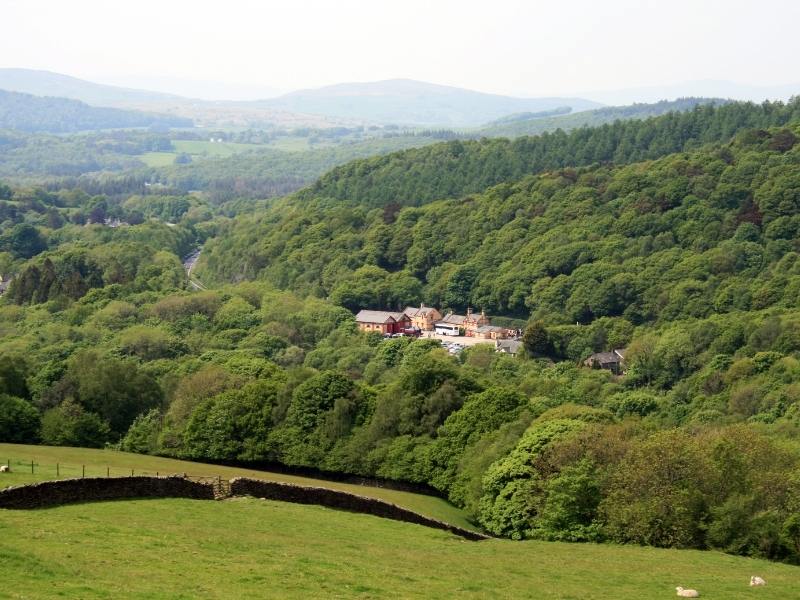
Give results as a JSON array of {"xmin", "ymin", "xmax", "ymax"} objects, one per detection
[{"xmin": 2, "ymin": 0, "xmax": 799, "ymax": 99}]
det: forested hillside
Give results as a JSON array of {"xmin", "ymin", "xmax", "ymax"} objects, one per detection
[
  {"xmin": 200, "ymin": 107, "xmax": 800, "ymax": 324},
  {"xmin": 306, "ymin": 99, "xmax": 800, "ymax": 207},
  {"xmin": 478, "ymin": 97, "xmax": 726, "ymax": 138},
  {"xmin": 0, "ymin": 89, "xmax": 192, "ymax": 133}
]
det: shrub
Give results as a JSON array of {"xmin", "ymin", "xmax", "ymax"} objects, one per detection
[
  {"xmin": 119, "ymin": 409, "xmax": 162, "ymax": 454},
  {"xmin": 40, "ymin": 399, "xmax": 111, "ymax": 448},
  {"xmin": 0, "ymin": 394, "xmax": 40, "ymax": 443}
]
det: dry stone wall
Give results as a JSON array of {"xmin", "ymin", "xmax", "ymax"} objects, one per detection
[
  {"xmin": 0, "ymin": 475, "xmax": 488, "ymax": 540},
  {"xmin": 0, "ymin": 476, "xmax": 214, "ymax": 509},
  {"xmin": 230, "ymin": 477, "xmax": 489, "ymax": 540}
]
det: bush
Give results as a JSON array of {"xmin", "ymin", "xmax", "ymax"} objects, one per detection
[
  {"xmin": 478, "ymin": 419, "xmax": 586, "ymax": 538},
  {"xmin": 600, "ymin": 430, "xmax": 710, "ymax": 548},
  {"xmin": 0, "ymin": 394, "xmax": 40, "ymax": 443},
  {"xmin": 531, "ymin": 459, "xmax": 603, "ymax": 542},
  {"xmin": 40, "ymin": 399, "xmax": 111, "ymax": 448},
  {"xmin": 119, "ymin": 409, "xmax": 162, "ymax": 454},
  {"xmin": 603, "ymin": 391, "xmax": 660, "ymax": 418}
]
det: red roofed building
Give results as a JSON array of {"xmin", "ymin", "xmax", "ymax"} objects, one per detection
[{"xmin": 355, "ymin": 310, "xmax": 412, "ymax": 335}]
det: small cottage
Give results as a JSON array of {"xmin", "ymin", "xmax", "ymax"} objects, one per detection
[
  {"xmin": 496, "ymin": 339, "xmax": 523, "ymax": 356},
  {"xmin": 474, "ymin": 325, "xmax": 508, "ymax": 340},
  {"xmin": 583, "ymin": 349, "xmax": 626, "ymax": 375}
]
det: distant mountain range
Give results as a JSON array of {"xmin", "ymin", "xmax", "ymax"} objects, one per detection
[
  {"xmin": 0, "ymin": 70, "xmax": 603, "ymax": 128},
  {"xmin": 250, "ymin": 79, "xmax": 603, "ymax": 127},
  {"xmin": 0, "ymin": 69, "xmax": 350, "ymax": 129},
  {"xmin": 0, "ymin": 68, "xmax": 184, "ymax": 108},
  {"xmin": 0, "ymin": 89, "xmax": 192, "ymax": 133},
  {"xmin": 1, "ymin": 69, "xmax": 798, "ymax": 131}
]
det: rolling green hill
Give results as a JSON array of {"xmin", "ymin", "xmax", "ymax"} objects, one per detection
[
  {"xmin": 2, "ymin": 496, "xmax": 799, "ymax": 598},
  {"xmin": 0, "ymin": 443, "xmax": 471, "ymax": 529}
]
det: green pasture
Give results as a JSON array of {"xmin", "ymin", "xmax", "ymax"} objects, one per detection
[
  {"xmin": 2, "ymin": 496, "xmax": 798, "ymax": 599},
  {"xmin": 137, "ymin": 140, "xmax": 259, "ymax": 167},
  {"xmin": 0, "ymin": 443, "xmax": 473, "ymax": 531},
  {"xmin": 138, "ymin": 151, "xmax": 177, "ymax": 167},
  {"xmin": 172, "ymin": 140, "xmax": 257, "ymax": 157}
]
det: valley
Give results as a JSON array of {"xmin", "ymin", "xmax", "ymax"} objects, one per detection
[{"xmin": 1, "ymin": 35, "xmax": 800, "ymax": 598}]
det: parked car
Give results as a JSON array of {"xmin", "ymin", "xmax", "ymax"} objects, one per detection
[{"xmin": 400, "ymin": 327, "xmax": 422, "ymax": 338}]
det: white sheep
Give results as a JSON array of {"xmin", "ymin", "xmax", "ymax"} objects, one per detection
[
  {"xmin": 0, "ymin": 465, "xmax": 9, "ymax": 473},
  {"xmin": 750, "ymin": 576, "xmax": 766, "ymax": 586},
  {"xmin": 676, "ymin": 587, "xmax": 700, "ymax": 598}
]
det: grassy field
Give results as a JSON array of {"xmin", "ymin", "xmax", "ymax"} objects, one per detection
[
  {"xmin": 2, "ymin": 496, "xmax": 799, "ymax": 599},
  {"xmin": 0, "ymin": 443, "xmax": 473, "ymax": 530},
  {"xmin": 138, "ymin": 140, "xmax": 260, "ymax": 167},
  {"xmin": 172, "ymin": 140, "xmax": 258, "ymax": 157},
  {"xmin": 139, "ymin": 151, "xmax": 178, "ymax": 167}
]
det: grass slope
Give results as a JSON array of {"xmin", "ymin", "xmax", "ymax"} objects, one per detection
[
  {"xmin": 2, "ymin": 497, "xmax": 799, "ymax": 599},
  {"xmin": 0, "ymin": 443, "xmax": 472, "ymax": 530}
]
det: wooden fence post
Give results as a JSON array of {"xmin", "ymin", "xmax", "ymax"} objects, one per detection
[
  {"xmin": 31, "ymin": 460, "xmax": 34, "ymax": 474},
  {"xmin": 56, "ymin": 463, "xmax": 59, "ymax": 477},
  {"xmin": 107, "ymin": 466, "xmax": 110, "ymax": 478},
  {"xmin": 131, "ymin": 469, "xmax": 134, "ymax": 477},
  {"xmin": 82, "ymin": 465, "xmax": 85, "ymax": 478}
]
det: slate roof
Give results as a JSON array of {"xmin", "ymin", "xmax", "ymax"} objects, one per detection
[
  {"xmin": 438, "ymin": 313, "xmax": 467, "ymax": 325},
  {"xmin": 476, "ymin": 325, "xmax": 505, "ymax": 333},
  {"xmin": 496, "ymin": 339, "xmax": 523, "ymax": 354},
  {"xmin": 355, "ymin": 310, "xmax": 407, "ymax": 324},
  {"xmin": 585, "ymin": 351, "xmax": 623, "ymax": 364},
  {"xmin": 404, "ymin": 305, "xmax": 439, "ymax": 318}
]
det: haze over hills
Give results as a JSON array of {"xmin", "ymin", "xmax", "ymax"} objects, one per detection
[
  {"xmin": 2, "ymin": 68, "xmax": 798, "ymax": 131},
  {"xmin": 0, "ymin": 68, "xmax": 185, "ymax": 108},
  {"xmin": 254, "ymin": 78, "xmax": 603, "ymax": 126},
  {"xmin": 581, "ymin": 79, "xmax": 800, "ymax": 105},
  {"xmin": 0, "ymin": 89, "xmax": 192, "ymax": 133},
  {"xmin": 0, "ymin": 69, "xmax": 606, "ymax": 128},
  {"xmin": 0, "ymin": 68, "xmax": 352, "ymax": 129}
]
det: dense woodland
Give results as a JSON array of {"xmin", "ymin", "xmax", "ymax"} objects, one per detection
[
  {"xmin": 307, "ymin": 99, "xmax": 800, "ymax": 207},
  {"xmin": 2, "ymin": 99, "xmax": 800, "ymax": 563},
  {"xmin": 478, "ymin": 97, "xmax": 727, "ymax": 138}
]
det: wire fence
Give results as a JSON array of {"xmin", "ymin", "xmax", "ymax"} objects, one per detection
[{"xmin": 0, "ymin": 457, "xmax": 224, "ymax": 486}]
